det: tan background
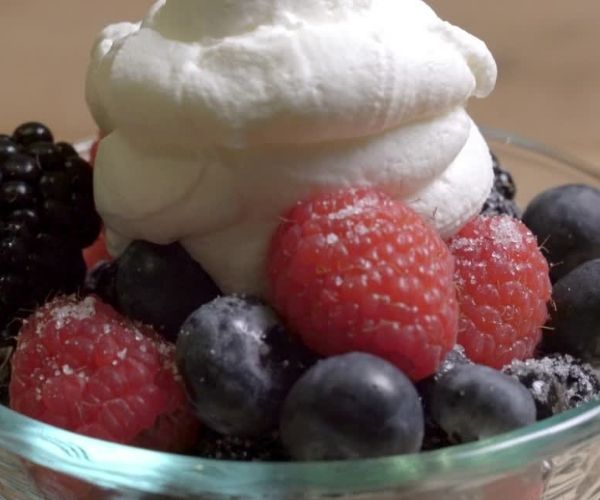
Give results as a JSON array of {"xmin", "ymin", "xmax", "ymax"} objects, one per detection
[{"xmin": 0, "ymin": 1, "xmax": 599, "ymax": 164}]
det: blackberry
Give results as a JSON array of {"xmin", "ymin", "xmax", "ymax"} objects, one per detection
[
  {"xmin": 481, "ymin": 152, "xmax": 521, "ymax": 217},
  {"xmin": 503, "ymin": 354, "xmax": 600, "ymax": 420},
  {"xmin": 0, "ymin": 122, "xmax": 101, "ymax": 340},
  {"xmin": 0, "ymin": 345, "xmax": 11, "ymax": 406}
]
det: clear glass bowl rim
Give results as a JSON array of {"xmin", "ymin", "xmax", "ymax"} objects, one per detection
[{"xmin": 1, "ymin": 128, "xmax": 600, "ymax": 498}]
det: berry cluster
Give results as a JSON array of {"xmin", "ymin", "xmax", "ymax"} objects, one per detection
[
  {"xmin": 481, "ymin": 153, "xmax": 521, "ymax": 217},
  {"xmin": 3, "ymin": 140, "xmax": 600, "ymax": 463},
  {"xmin": 0, "ymin": 123, "xmax": 101, "ymax": 339}
]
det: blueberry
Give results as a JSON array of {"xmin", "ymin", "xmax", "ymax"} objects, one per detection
[
  {"xmin": 84, "ymin": 260, "xmax": 119, "ymax": 307},
  {"xmin": 504, "ymin": 354, "xmax": 600, "ymax": 419},
  {"xmin": 176, "ymin": 296, "xmax": 314, "ymax": 437},
  {"xmin": 12, "ymin": 122, "xmax": 53, "ymax": 147},
  {"xmin": 544, "ymin": 259, "xmax": 600, "ymax": 362},
  {"xmin": 522, "ymin": 184, "xmax": 600, "ymax": 282},
  {"xmin": 431, "ymin": 363, "xmax": 536, "ymax": 443},
  {"xmin": 280, "ymin": 352, "xmax": 424, "ymax": 460},
  {"xmin": 418, "ymin": 346, "xmax": 471, "ymax": 451},
  {"xmin": 115, "ymin": 241, "xmax": 220, "ymax": 340}
]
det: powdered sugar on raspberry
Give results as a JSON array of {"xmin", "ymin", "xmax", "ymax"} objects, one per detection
[
  {"xmin": 448, "ymin": 215, "xmax": 551, "ymax": 368},
  {"xmin": 489, "ymin": 216, "xmax": 525, "ymax": 248},
  {"xmin": 269, "ymin": 188, "xmax": 459, "ymax": 381},
  {"xmin": 10, "ymin": 295, "xmax": 199, "ymax": 450}
]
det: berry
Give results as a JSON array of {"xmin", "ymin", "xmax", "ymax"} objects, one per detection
[
  {"xmin": 195, "ymin": 429, "xmax": 287, "ymax": 461},
  {"xmin": 176, "ymin": 296, "xmax": 314, "ymax": 437},
  {"xmin": 0, "ymin": 135, "xmax": 20, "ymax": 159},
  {"xmin": 268, "ymin": 188, "xmax": 458, "ymax": 381},
  {"xmin": 83, "ymin": 229, "xmax": 111, "ymax": 269},
  {"xmin": 418, "ymin": 346, "xmax": 471, "ymax": 451},
  {"xmin": 9, "ymin": 295, "xmax": 199, "ymax": 450},
  {"xmin": 115, "ymin": 241, "xmax": 221, "ymax": 341},
  {"xmin": 523, "ymin": 184, "xmax": 600, "ymax": 282},
  {"xmin": 448, "ymin": 215, "xmax": 551, "ymax": 368},
  {"xmin": 89, "ymin": 138, "xmax": 100, "ymax": 166},
  {"xmin": 544, "ymin": 259, "xmax": 600, "ymax": 362},
  {"xmin": 12, "ymin": 122, "xmax": 53, "ymax": 147},
  {"xmin": 503, "ymin": 354, "xmax": 600, "ymax": 420},
  {"xmin": 481, "ymin": 153, "xmax": 520, "ymax": 217},
  {"xmin": 280, "ymin": 352, "xmax": 424, "ymax": 460},
  {"xmin": 430, "ymin": 363, "xmax": 536, "ymax": 443},
  {"xmin": 491, "ymin": 153, "xmax": 517, "ymax": 200},
  {"xmin": 0, "ymin": 123, "xmax": 102, "ymax": 337},
  {"xmin": 55, "ymin": 141, "xmax": 79, "ymax": 160},
  {"xmin": 0, "ymin": 345, "xmax": 11, "ymax": 406},
  {"xmin": 84, "ymin": 260, "xmax": 118, "ymax": 307}
]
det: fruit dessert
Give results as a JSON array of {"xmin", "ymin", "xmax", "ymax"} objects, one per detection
[{"xmin": 1, "ymin": 0, "xmax": 600, "ymax": 472}]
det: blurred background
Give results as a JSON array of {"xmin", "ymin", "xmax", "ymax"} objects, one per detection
[{"xmin": 0, "ymin": 0, "xmax": 598, "ymax": 164}]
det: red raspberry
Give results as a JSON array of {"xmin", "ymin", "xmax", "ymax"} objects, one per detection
[
  {"xmin": 268, "ymin": 188, "xmax": 458, "ymax": 381},
  {"xmin": 9, "ymin": 295, "xmax": 200, "ymax": 451},
  {"xmin": 448, "ymin": 215, "xmax": 551, "ymax": 368},
  {"xmin": 83, "ymin": 228, "xmax": 111, "ymax": 269},
  {"xmin": 89, "ymin": 133, "xmax": 103, "ymax": 167}
]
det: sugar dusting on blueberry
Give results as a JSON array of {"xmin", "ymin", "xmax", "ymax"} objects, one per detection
[{"xmin": 176, "ymin": 295, "xmax": 315, "ymax": 438}]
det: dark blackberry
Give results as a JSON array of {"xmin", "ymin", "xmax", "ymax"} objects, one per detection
[
  {"xmin": 0, "ymin": 122, "xmax": 101, "ymax": 340},
  {"xmin": 491, "ymin": 153, "xmax": 517, "ymax": 199},
  {"xmin": 0, "ymin": 345, "xmax": 12, "ymax": 405},
  {"xmin": 195, "ymin": 429, "xmax": 288, "ymax": 461},
  {"xmin": 503, "ymin": 355, "xmax": 600, "ymax": 420},
  {"xmin": 0, "ymin": 136, "xmax": 20, "ymax": 159},
  {"xmin": 481, "ymin": 152, "xmax": 521, "ymax": 217},
  {"xmin": 12, "ymin": 122, "xmax": 53, "ymax": 147}
]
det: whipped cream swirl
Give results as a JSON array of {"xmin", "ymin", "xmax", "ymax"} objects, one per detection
[{"xmin": 87, "ymin": 0, "xmax": 497, "ymax": 295}]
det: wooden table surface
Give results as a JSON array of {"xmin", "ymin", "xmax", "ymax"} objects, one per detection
[{"xmin": 0, "ymin": 0, "xmax": 599, "ymax": 166}]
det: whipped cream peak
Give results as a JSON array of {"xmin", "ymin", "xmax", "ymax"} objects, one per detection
[
  {"xmin": 88, "ymin": 0, "xmax": 497, "ymax": 295},
  {"xmin": 87, "ymin": 0, "xmax": 496, "ymax": 148}
]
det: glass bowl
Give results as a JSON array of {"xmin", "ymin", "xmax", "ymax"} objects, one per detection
[{"xmin": 1, "ymin": 130, "xmax": 600, "ymax": 500}]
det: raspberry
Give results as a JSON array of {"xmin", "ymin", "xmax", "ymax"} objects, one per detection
[
  {"xmin": 9, "ymin": 295, "xmax": 200, "ymax": 451},
  {"xmin": 268, "ymin": 188, "xmax": 458, "ymax": 381},
  {"xmin": 448, "ymin": 215, "xmax": 551, "ymax": 368},
  {"xmin": 89, "ymin": 138, "xmax": 100, "ymax": 167},
  {"xmin": 83, "ymin": 228, "xmax": 111, "ymax": 269}
]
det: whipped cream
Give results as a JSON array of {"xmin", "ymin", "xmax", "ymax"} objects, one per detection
[{"xmin": 87, "ymin": 0, "xmax": 497, "ymax": 295}]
